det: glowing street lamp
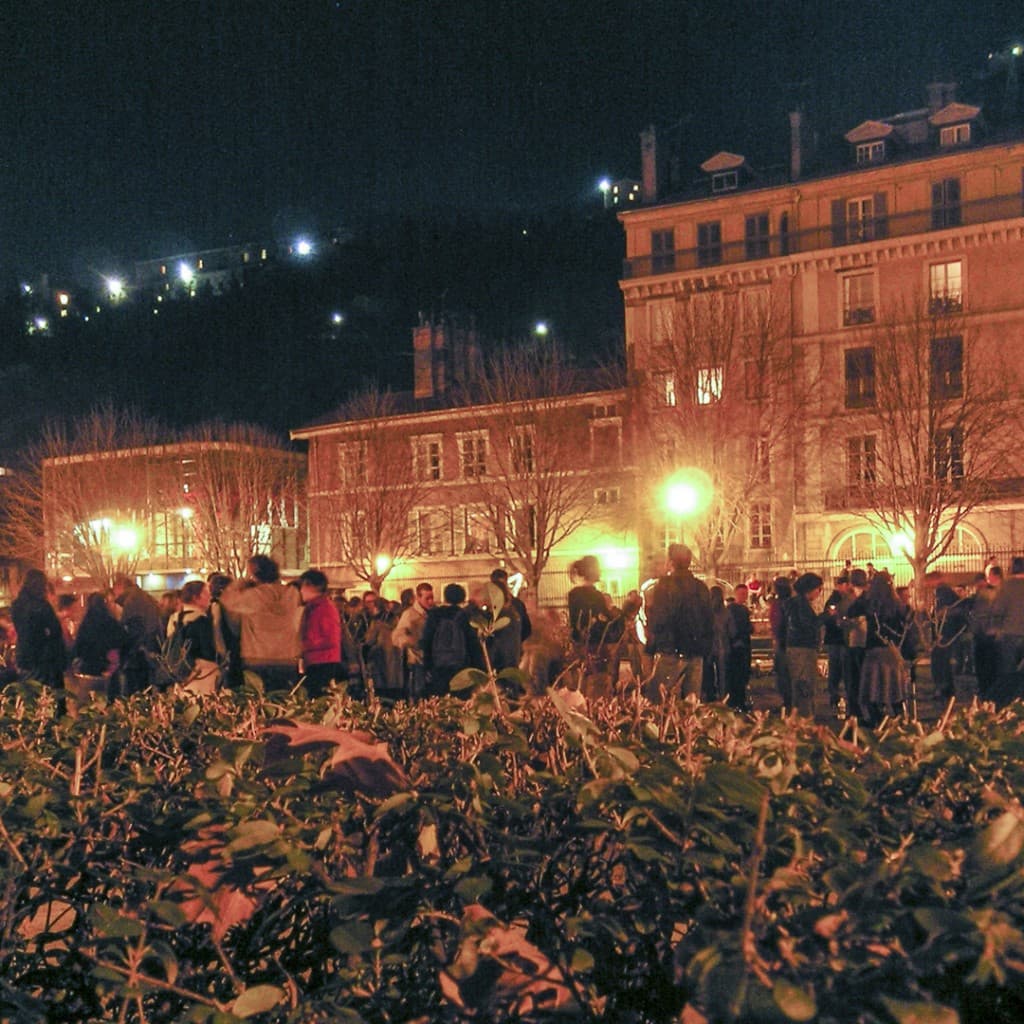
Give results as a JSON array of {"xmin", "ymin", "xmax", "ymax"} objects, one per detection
[
  {"xmin": 110, "ymin": 524, "xmax": 140, "ymax": 554},
  {"xmin": 178, "ymin": 262, "xmax": 195, "ymax": 286},
  {"xmin": 375, "ymin": 554, "xmax": 392, "ymax": 576},
  {"xmin": 598, "ymin": 177, "xmax": 612, "ymax": 208},
  {"xmin": 105, "ymin": 277, "xmax": 126, "ymax": 301},
  {"xmin": 533, "ymin": 321, "xmax": 549, "ymax": 337},
  {"xmin": 294, "ymin": 237, "xmax": 314, "ymax": 257},
  {"xmin": 663, "ymin": 468, "xmax": 714, "ymax": 540}
]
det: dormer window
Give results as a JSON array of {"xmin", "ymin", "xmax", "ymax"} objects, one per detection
[
  {"xmin": 712, "ymin": 170, "xmax": 738, "ymax": 193},
  {"xmin": 940, "ymin": 123, "xmax": 971, "ymax": 147},
  {"xmin": 856, "ymin": 141, "xmax": 886, "ymax": 164}
]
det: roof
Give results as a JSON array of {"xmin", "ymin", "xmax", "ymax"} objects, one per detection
[
  {"xmin": 844, "ymin": 120, "xmax": 896, "ymax": 144},
  {"xmin": 699, "ymin": 151, "xmax": 746, "ymax": 173},
  {"xmin": 929, "ymin": 102, "xmax": 982, "ymax": 126},
  {"xmin": 291, "ymin": 366, "xmax": 627, "ymax": 437}
]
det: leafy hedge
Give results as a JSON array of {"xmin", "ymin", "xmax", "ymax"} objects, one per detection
[{"xmin": 2, "ymin": 677, "xmax": 1024, "ymax": 1023}]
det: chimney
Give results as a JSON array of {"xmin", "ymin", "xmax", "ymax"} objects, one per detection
[
  {"xmin": 789, "ymin": 110, "xmax": 803, "ymax": 181},
  {"xmin": 640, "ymin": 125, "xmax": 658, "ymax": 203},
  {"xmin": 412, "ymin": 318, "xmax": 446, "ymax": 399},
  {"xmin": 927, "ymin": 81, "xmax": 957, "ymax": 114}
]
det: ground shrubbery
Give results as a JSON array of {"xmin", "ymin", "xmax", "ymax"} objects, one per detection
[{"xmin": 2, "ymin": 675, "xmax": 1024, "ymax": 1023}]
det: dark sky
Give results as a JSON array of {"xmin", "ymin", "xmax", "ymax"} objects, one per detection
[{"xmin": 3, "ymin": 0, "xmax": 1022, "ymax": 284}]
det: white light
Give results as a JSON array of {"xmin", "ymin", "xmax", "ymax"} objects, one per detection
[
  {"xmin": 375, "ymin": 554, "xmax": 392, "ymax": 575},
  {"xmin": 61, "ymin": 575, "xmax": 74, "ymax": 583},
  {"xmin": 21, "ymin": 283, "xmax": 32, "ymax": 295},
  {"xmin": 105, "ymin": 277, "xmax": 125, "ymax": 300},
  {"xmin": 888, "ymin": 530, "xmax": 914, "ymax": 557},
  {"xmin": 1014, "ymin": 45, "xmax": 1023, "ymax": 57},
  {"xmin": 110, "ymin": 525, "xmax": 139, "ymax": 553},
  {"xmin": 33, "ymin": 316, "xmax": 48, "ymax": 331},
  {"xmin": 598, "ymin": 177, "xmax": 611, "ymax": 193},
  {"xmin": 331, "ymin": 311, "xmax": 345, "ymax": 325},
  {"xmin": 178, "ymin": 506, "xmax": 193, "ymax": 520},
  {"xmin": 57, "ymin": 292, "xmax": 70, "ymax": 307},
  {"xmin": 295, "ymin": 238, "xmax": 313, "ymax": 257},
  {"xmin": 178, "ymin": 262, "xmax": 194, "ymax": 285},
  {"xmin": 533, "ymin": 321, "xmax": 549, "ymax": 336}
]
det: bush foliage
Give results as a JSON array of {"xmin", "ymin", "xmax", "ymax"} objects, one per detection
[{"xmin": 3, "ymin": 675, "xmax": 1024, "ymax": 1023}]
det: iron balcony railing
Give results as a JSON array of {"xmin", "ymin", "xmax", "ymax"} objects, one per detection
[{"xmin": 623, "ymin": 191, "xmax": 1024, "ymax": 278}]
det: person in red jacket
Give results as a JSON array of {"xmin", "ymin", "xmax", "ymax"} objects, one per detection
[{"xmin": 298, "ymin": 568, "xmax": 342, "ymax": 698}]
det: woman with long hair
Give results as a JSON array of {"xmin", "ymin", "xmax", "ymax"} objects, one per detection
[
  {"xmin": 849, "ymin": 572, "xmax": 909, "ymax": 725},
  {"xmin": 10, "ymin": 569, "xmax": 66, "ymax": 690}
]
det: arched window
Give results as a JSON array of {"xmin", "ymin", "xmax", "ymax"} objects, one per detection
[{"xmin": 828, "ymin": 523, "xmax": 986, "ymax": 570}]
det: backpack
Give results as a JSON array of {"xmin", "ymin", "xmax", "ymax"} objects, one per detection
[
  {"xmin": 432, "ymin": 615, "xmax": 466, "ymax": 670},
  {"xmin": 163, "ymin": 611, "xmax": 196, "ymax": 684}
]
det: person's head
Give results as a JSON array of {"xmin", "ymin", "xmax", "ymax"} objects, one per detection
[
  {"xmin": 111, "ymin": 573, "xmax": 133, "ymax": 597},
  {"xmin": 773, "ymin": 576, "xmax": 792, "ymax": 600},
  {"xmin": 734, "ymin": 583, "xmax": 749, "ymax": 605},
  {"xmin": 247, "ymin": 555, "xmax": 280, "ymax": 584},
  {"xmin": 834, "ymin": 572, "xmax": 850, "ymax": 592},
  {"xmin": 20, "ymin": 569, "xmax": 49, "ymax": 602},
  {"xmin": 709, "ymin": 585, "xmax": 725, "ymax": 612},
  {"xmin": 621, "ymin": 592, "xmax": 642, "ymax": 618},
  {"xmin": 208, "ymin": 573, "xmax": 232, "ymax": 601},
  {"xmin": 443, "ymin": 582, "xmax": 466, "ymax": 606},
  {"xmin": 667, "ymin": 543, "xmax": 693, "ymax": 572},
  {"xmin": 794, "ymin": 572, "xmax": 823, "ymax": 601},
  {"xmin": 570, "ymin": 555, "xmax": 601, "ymax": 585},
  {"xmin": 849, "ymin": 568, "xmax": 868, "ymax": 591},
  {"xmin": 987, "ymin": 565, "xmax": 1004, "ymax": 587},
  {"xmin": 298, "ymin": 568, "xmax": 329, "ymax": 604},
  {"xmin": 1012, "ymin": 556, "xmax": 1024, "ymax": 577},
  {"xmin": 181, "ymin": 579, "xmax": 210, "ymax": 610},
  {"xmin": 84, "ymin": 591, "xmax": 110, "ymax": 618},
  {"xmin": 57, "ymin": 593, "xmax": 77, "ymax": 615},
  {"xmin": 415, "ymin": 582, "xmax": 435, "ymax": 609},
  {"xmin": 160, "ymin": 590, "xmax": 182, "ymax": 613},
  {"xmin": 866, "ymin": 572, "xmax": 898, "ymax": 613},
  {"xmin": 361, "ymin": 591, "xmax": 379, "ymax": 615}
]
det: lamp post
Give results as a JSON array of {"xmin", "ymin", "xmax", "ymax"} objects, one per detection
[{"xmin": 663, "ymin": 468, "xmax": 713, "ymax": 544}]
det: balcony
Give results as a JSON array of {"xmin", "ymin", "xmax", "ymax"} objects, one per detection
[{"xmin": 623, "ymin": 191, "xmax": 1024, "ymax": 279}]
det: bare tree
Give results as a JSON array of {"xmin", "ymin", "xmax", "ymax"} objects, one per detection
[
  {"xmin": 169, "ymin": 421, "xmax": 304, "ymax": 579},
  {"xmin": 314, "ymin": 389, "xmax": 434, "ymax": 592},
  {"xmin": 633, "ymin": 287, "xmax": 800, "ymax": 574},
  {"xmin": 468, "ymin": 342, "xmax": 616, "ymax": 595},
  {"xmin": 2, "ymin": 405, "xmax": 163, "ymax": 589},
  {"xmin": 842, "ymin": 297, "xmax": 1020, "ymax": 592}
]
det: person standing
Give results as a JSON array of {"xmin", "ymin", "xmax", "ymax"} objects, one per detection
[
  {"xmin": 298, "ymin": 569, "xmax": 342, "ymax": 698},
  {"xmin": 850, "ymin": 573, "xmax": 910, "ymax": 724},
  {"xmin": 822, "ymin": 574, "xmax": 852, "ymax": 713},
  {"xmin": 392, "ymin": 582, "xmax": 435, "ymax": 700},
  {"xmin": 785, "ymin": 573, "xmax": 824, "ymax": 717},
  {"xmin": 166, "ymin": 579, "xmax": 220, "ymax": 693},
  {"xmin": 643, "ymin": 543, "xmax": 714, "ymax": 703},
  {"xmin": 11, "ymin": 569, "xmax": 66, "ymax": 691},
  {"xmin": 725, "ymin": 582, "xmax": 754, "ymax": 710},
  {"xmin": 988, "ymin": 556, "xmax": 1024, "ymax": 707},
  {"xmin": 422, "ymin": 583, "xmax": 480, "ymax": 697},
  {"xmin": 112, "ymin": 574, "xmax": 164, "ymax": 694},
  {"xmin": 769, "ymin": 577, "xmax": 792, "ymax": 713},
  {"xmin": 842, "ymin": 568, "xmax": 869, "ymax": 720},
  {"xmin": 220, "ymin": 555, "xmax": 302, "ymax": 691}
]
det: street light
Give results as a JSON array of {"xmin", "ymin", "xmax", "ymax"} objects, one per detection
[
  {"xmin": 105, "ymin": 277, "xmax": 126, "ymax": 301},
  {"xmin": 663, "ymin": 468, "xmax": 714, "ymax": 541}
]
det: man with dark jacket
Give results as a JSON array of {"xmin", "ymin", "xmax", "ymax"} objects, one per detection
[
  {"xmin": 786, "ymin": 572, "xmax": 824, "ymax": 716},
  {"xmin": 644, "ymin": 543, "xmax": 713, "ymax": 702},
  {"xmin": 822, "ymin": 573, "xmax": 852, "ymax": 712},
  {"xmin": 112, "ymin": 574, "xmax": 164, "ymax": 694}
]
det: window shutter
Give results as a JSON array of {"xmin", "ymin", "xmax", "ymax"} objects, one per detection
[
  {"xmin": 831, "ymin": 199, "xmax": 847, "ymax": 245},
  {"xmin": 873, "ymin": 192, "xmax": 888, "ymax": 239}
]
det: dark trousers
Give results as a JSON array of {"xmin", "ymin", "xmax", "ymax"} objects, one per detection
[
  {"xmin": 843, "ymin": 647, "xmax": 865, "ymax": 720},
  {"xmin": 304, "ymin": 662, "xmax": 342, "ymax": 698},
  {"xmin": 725, "ymin": 646, "xmax": 751, "ymax": 709},
  {"xmin": 826, "ymin": 644, "xmax": 844, "ymax": 705},
  {"xmin": 931, "ymin": 643, "xmax": 955, "ymax": 700}
]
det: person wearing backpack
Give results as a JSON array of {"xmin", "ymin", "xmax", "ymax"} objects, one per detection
[
  {"xmin": 422, "ymin": 583, "xmax": 479, "ymax": 697},
  {"xmin": 166, "ymin": 579, "xmax": 220, "ymax": 693}
]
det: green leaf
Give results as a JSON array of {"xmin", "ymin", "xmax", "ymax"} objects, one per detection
[
  {"xmin": 373, "ymin": 792, "xmax": 415, "ymax": 819},
  {"xmin": 225, "ymin": 819, "xmax": 280, "ymax": 854},
  {"xmin": 150, "ymin": 901, "xmax": 187, "ymax": 927},
  {"xmin": 969, "ymin": 811, "xmax": 1024, "ymax": 873},
  {"xmin": 232, "ymin": 984, "xmax": 285, "ymax": 1018},
  {"xmin": 571, "ymin": 948, "xmax": 595, "ymax": 972},
  {"xmin": 450, "ymin": 668, "xmax": 487, "ymax": 692},
  {"xmin": 330, "ymin": 921, "xmax": 375, "ymax": 955},
  {"xmin": 91, "ymin": 904, "xmax": 145, "ymax": 938},
  {"xmin": 880, "ymin": 997, "xmax": 959, "ymax": 1024},
  {"xmin": 773, "ymin": 979, "xmax": 817, "ymax": 1021}
]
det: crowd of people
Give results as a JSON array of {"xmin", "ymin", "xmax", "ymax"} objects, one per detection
[{"xmin": 2, "ymin": 548, "xmax": 1022, "ymax": 717}]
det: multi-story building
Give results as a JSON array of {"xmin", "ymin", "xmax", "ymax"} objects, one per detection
[
  {"xmin": 39, "ymin": 439, "xmax": 305, "ymax": 592},
  {"xmin": 619, "ymin": 76, "xmax": 1024, "ymax": 583},
  {"xmin": 292, "ymin": 319, "xmax": 638, "ymax": 606},
  {"xmin": 134, "ymin": 243, "xmax": 267, "ymax": 298}
]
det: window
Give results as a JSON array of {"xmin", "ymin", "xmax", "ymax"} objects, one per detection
[
  {"xmin": 591, "ymin": 402, "xmax": 618, "ymax": 419},
  {"xmin": 847, "ymin": 196, "xmax": 877, "ymax": 242},
  {"xmin": 649, "ymin": 300, "xmax": 674, "ymax": 343},
  {"xmin": 696, "ymin": 366, "xmax": 723, "ymax": 405},
  {"xmin": 651, "ymin": 229, "xmax": 675, "ymax": 273},
  {"xmin": 929, "ymin": 260, "xmax": 963, "ymax": 313},
  {"xmin": 931, "ymin": 335, "xmax": 963, "ymax": 399},
  {"xmin": 458, "ymin": 432, "xmax": 488, "ymax": 478},
  {"xmin": 712, "ymin": 170, "xmax": 738, "ymax": 193},
  {"xmin": 151, "ymin": 511, "xmax": 187, "ymax": 564},
  {"xmin": 744, "ymin": 358, "xmax": 768, "ymax": 400},
  {"xmin": 412, "ymin": 508, "xmax": 451, "ymax": 556},
  {"xmin": 750, "ymin": 503, "xmax": 772, "ymax": 549},
  {"xmin": 595, "ymin": 486, "xmax": 621, "ymax": 505},
  {"xmin": 932, "ymin": 178, "xmax": 961, "ymax": 229},
  {"xmin": 845, "ymin": 347, "xmax": 876, "ymax": 408},
  {"xmin": 511, "ymin": 424, "xmax": 535, "ymax": 474},
  {"xmin": 754, "ymin": 434, "xmax": 771, "ymax": 483},
  {"xmin": 843, "ymin": 273, "xmax": 875, "ymax": 325},
  {"xmin": 856, "ymin": 140, "xmax": 886, "ymax": 164},
  {"xmin": 412, "ymin": 435, "xmax": 443, "ymax": 481},
  {"xmin": 940, "ymin": 123, "xmax": 971, "ymax": 147},
  {"xmin": 779, "ymin": 211, "xmax": 792, "ymax": 255},
  {"xmin": 697, "ymin": 221, "xmax": 722, "ymax": 266},
  {"xmin": 505, "ymin": 505, "xmax": 537, "ymax": 551},
  {"xmin": 652, "ymin": 370, "xmax": 677, "ymax": 407},
  {"xmin": 590, "ymin": 419, "xmax": 622, "ymax": 465},
  {"xmin": 458, "ymin": 505, "xmax": 493, "ymax": 554},
  {"xmin": 847, "ymin": 435, "xmax": 877, "ymax": 488},
  {"xmin": 744, "ymin": 213, "xmax": 770, "ymax": 259},
  {"xmin": 337, "ymin": 440, "xmax": 367, "ymax": 487},
  {"xmin": 933, "ymin": 427, "xmax": 965, "ymax": 480},
  {"xmin": 741, "ymin": 287, "xmax": 770, "ymax": 335}
]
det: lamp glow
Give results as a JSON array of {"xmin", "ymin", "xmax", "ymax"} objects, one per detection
[{"xmin": 375, "ymin": 554, "xmax": 392, "ymax": 575}]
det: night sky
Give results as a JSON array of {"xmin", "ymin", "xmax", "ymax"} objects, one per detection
[{"xmin": 3, "ymin": 0, "xmax": 1022, "ymax": 285}]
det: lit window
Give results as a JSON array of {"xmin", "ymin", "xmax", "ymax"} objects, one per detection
[
  {"xmin": 696, "ymin": 366, "xmax": 723, "ymax": 405},
  {"xmin": 512, "ymin": 425, "xmax": 536, "ymax": 474},
  {"xmin": 846, "ymin": 196, "xmax": 877, "ymax": 242},
  {"xmin": 929, "ymin": 260, "xmax": 963, "ymax": 313},
  {"xmin": 844, "ymin": 347, "xmax": 876, "ymax": 408},
  {"xmin": 842, "ymin": 273, "xmax": 875, "ymax": 325}
]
